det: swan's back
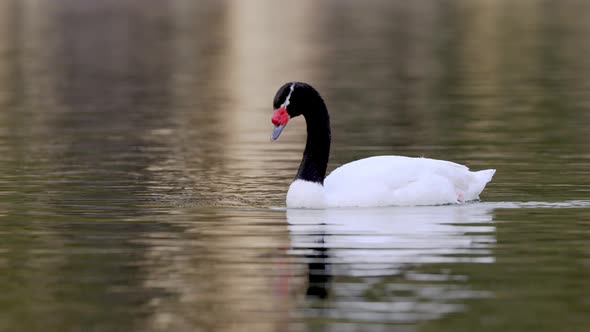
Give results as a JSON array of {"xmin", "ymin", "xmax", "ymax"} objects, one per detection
[{"xmin": 324, "ymin": 156, "xmax": 495, "ymax": 207}]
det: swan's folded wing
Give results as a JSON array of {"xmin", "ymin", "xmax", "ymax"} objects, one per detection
[{"xmin": 324, "ymin": 156, "xmax": 488, "ymax": 207}]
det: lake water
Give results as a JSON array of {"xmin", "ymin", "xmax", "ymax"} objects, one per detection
[{"xmin": 1, "ymin": 1, "xmax": 590, "ymax": 331}]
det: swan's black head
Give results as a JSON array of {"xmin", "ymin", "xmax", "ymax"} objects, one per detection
[{"xmin": 271, "ymin": 82, "xmax": 325, "ymax": 141}]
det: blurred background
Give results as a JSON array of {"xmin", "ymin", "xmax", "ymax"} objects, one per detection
[{"xmin": 1, "ymin": 0, "xmax": 589, "ymax": 331}]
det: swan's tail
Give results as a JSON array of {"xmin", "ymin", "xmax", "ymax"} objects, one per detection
[{"xmin": 466, "ymin": 169, "xmax": 496, "ymax": 201}]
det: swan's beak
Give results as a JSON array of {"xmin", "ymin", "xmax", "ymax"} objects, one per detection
[
  {"xmin": 271, "ymin": 106, "xmax": 289, "ymax": 141},
  {"xmin": 271, "ymin": 124, "xmax": 286, "ymax": 141}
]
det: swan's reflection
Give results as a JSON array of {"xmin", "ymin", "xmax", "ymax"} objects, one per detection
[
  {"xmin": 304, "ymin": 237, "xmax": 331, "ymax": 299},
  {"xmin": 287, "ymin": 204, "xmax": 496, "ymax": 323}
]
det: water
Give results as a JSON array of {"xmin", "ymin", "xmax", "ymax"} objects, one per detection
[{"xmin": 1, "ymin": 1, "xmax": 590, "ymax": 331}]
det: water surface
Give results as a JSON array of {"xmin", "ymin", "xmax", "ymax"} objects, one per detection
[{"xmin": 1, "ymin": 1, "xmax": 590, "ymax": 331}]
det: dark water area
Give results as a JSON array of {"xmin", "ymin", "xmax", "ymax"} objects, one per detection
[{"xmin": 1, "ymin": 0, "xmax": 590, "ymax": 331}]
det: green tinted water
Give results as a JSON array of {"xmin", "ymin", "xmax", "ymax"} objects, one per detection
[{"xmin": 1, "ymin": 1, "xmax": 589, "ymax": 331}]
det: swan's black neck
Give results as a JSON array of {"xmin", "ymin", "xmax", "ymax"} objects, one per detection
[{"xmin": 295, "ymin": 98, "xmax": 331, "ymax": 185}]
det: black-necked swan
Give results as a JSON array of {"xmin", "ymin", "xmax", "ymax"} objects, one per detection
[{"xmin": 271, "ymin": 82, "xmax": 495, "ymax": 209}]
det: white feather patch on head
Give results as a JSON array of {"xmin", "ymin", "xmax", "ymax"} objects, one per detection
[{"xmin": 281, "ymin": 83, "xmax": 295, "ymax": 108}]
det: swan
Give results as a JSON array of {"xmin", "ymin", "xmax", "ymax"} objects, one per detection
[{"xmin": 271, "ymin": 82, "xmax": 495, "ymax": 208}]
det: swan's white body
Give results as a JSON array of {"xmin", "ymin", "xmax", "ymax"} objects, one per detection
[{"xmin": 287, "ymin": 156, "xmax": 495, "ymax": 208}]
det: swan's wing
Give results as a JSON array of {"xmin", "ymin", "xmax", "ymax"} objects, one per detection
[
  {"xmin": 326, "ymin": 156, "xmax": 468, "ymax": 190},
  {"xmin": 324, "ymin": 156, "xmax": 485, "ymax": 207}
]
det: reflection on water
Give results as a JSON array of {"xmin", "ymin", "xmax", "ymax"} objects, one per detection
[
  {"xmin": 136, "ymin": 209, "xmax": 296, "ymax": 332},
  {"xmin": 288, "ymin": 205, "xmax": 496, "ymax": 324},
  {"xmin": 1, "ymin": 0, "xmax": 590, "ymax": 331}
]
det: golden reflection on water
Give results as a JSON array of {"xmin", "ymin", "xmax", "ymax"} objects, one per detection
[{"xmin": 139, "ymin": 209, "xmax": 299, "ymax": 332}]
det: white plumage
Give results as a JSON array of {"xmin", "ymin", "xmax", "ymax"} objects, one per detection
[{"xmin": 287, "ymin": 156, "xmax": 495, "ymax": 208}]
